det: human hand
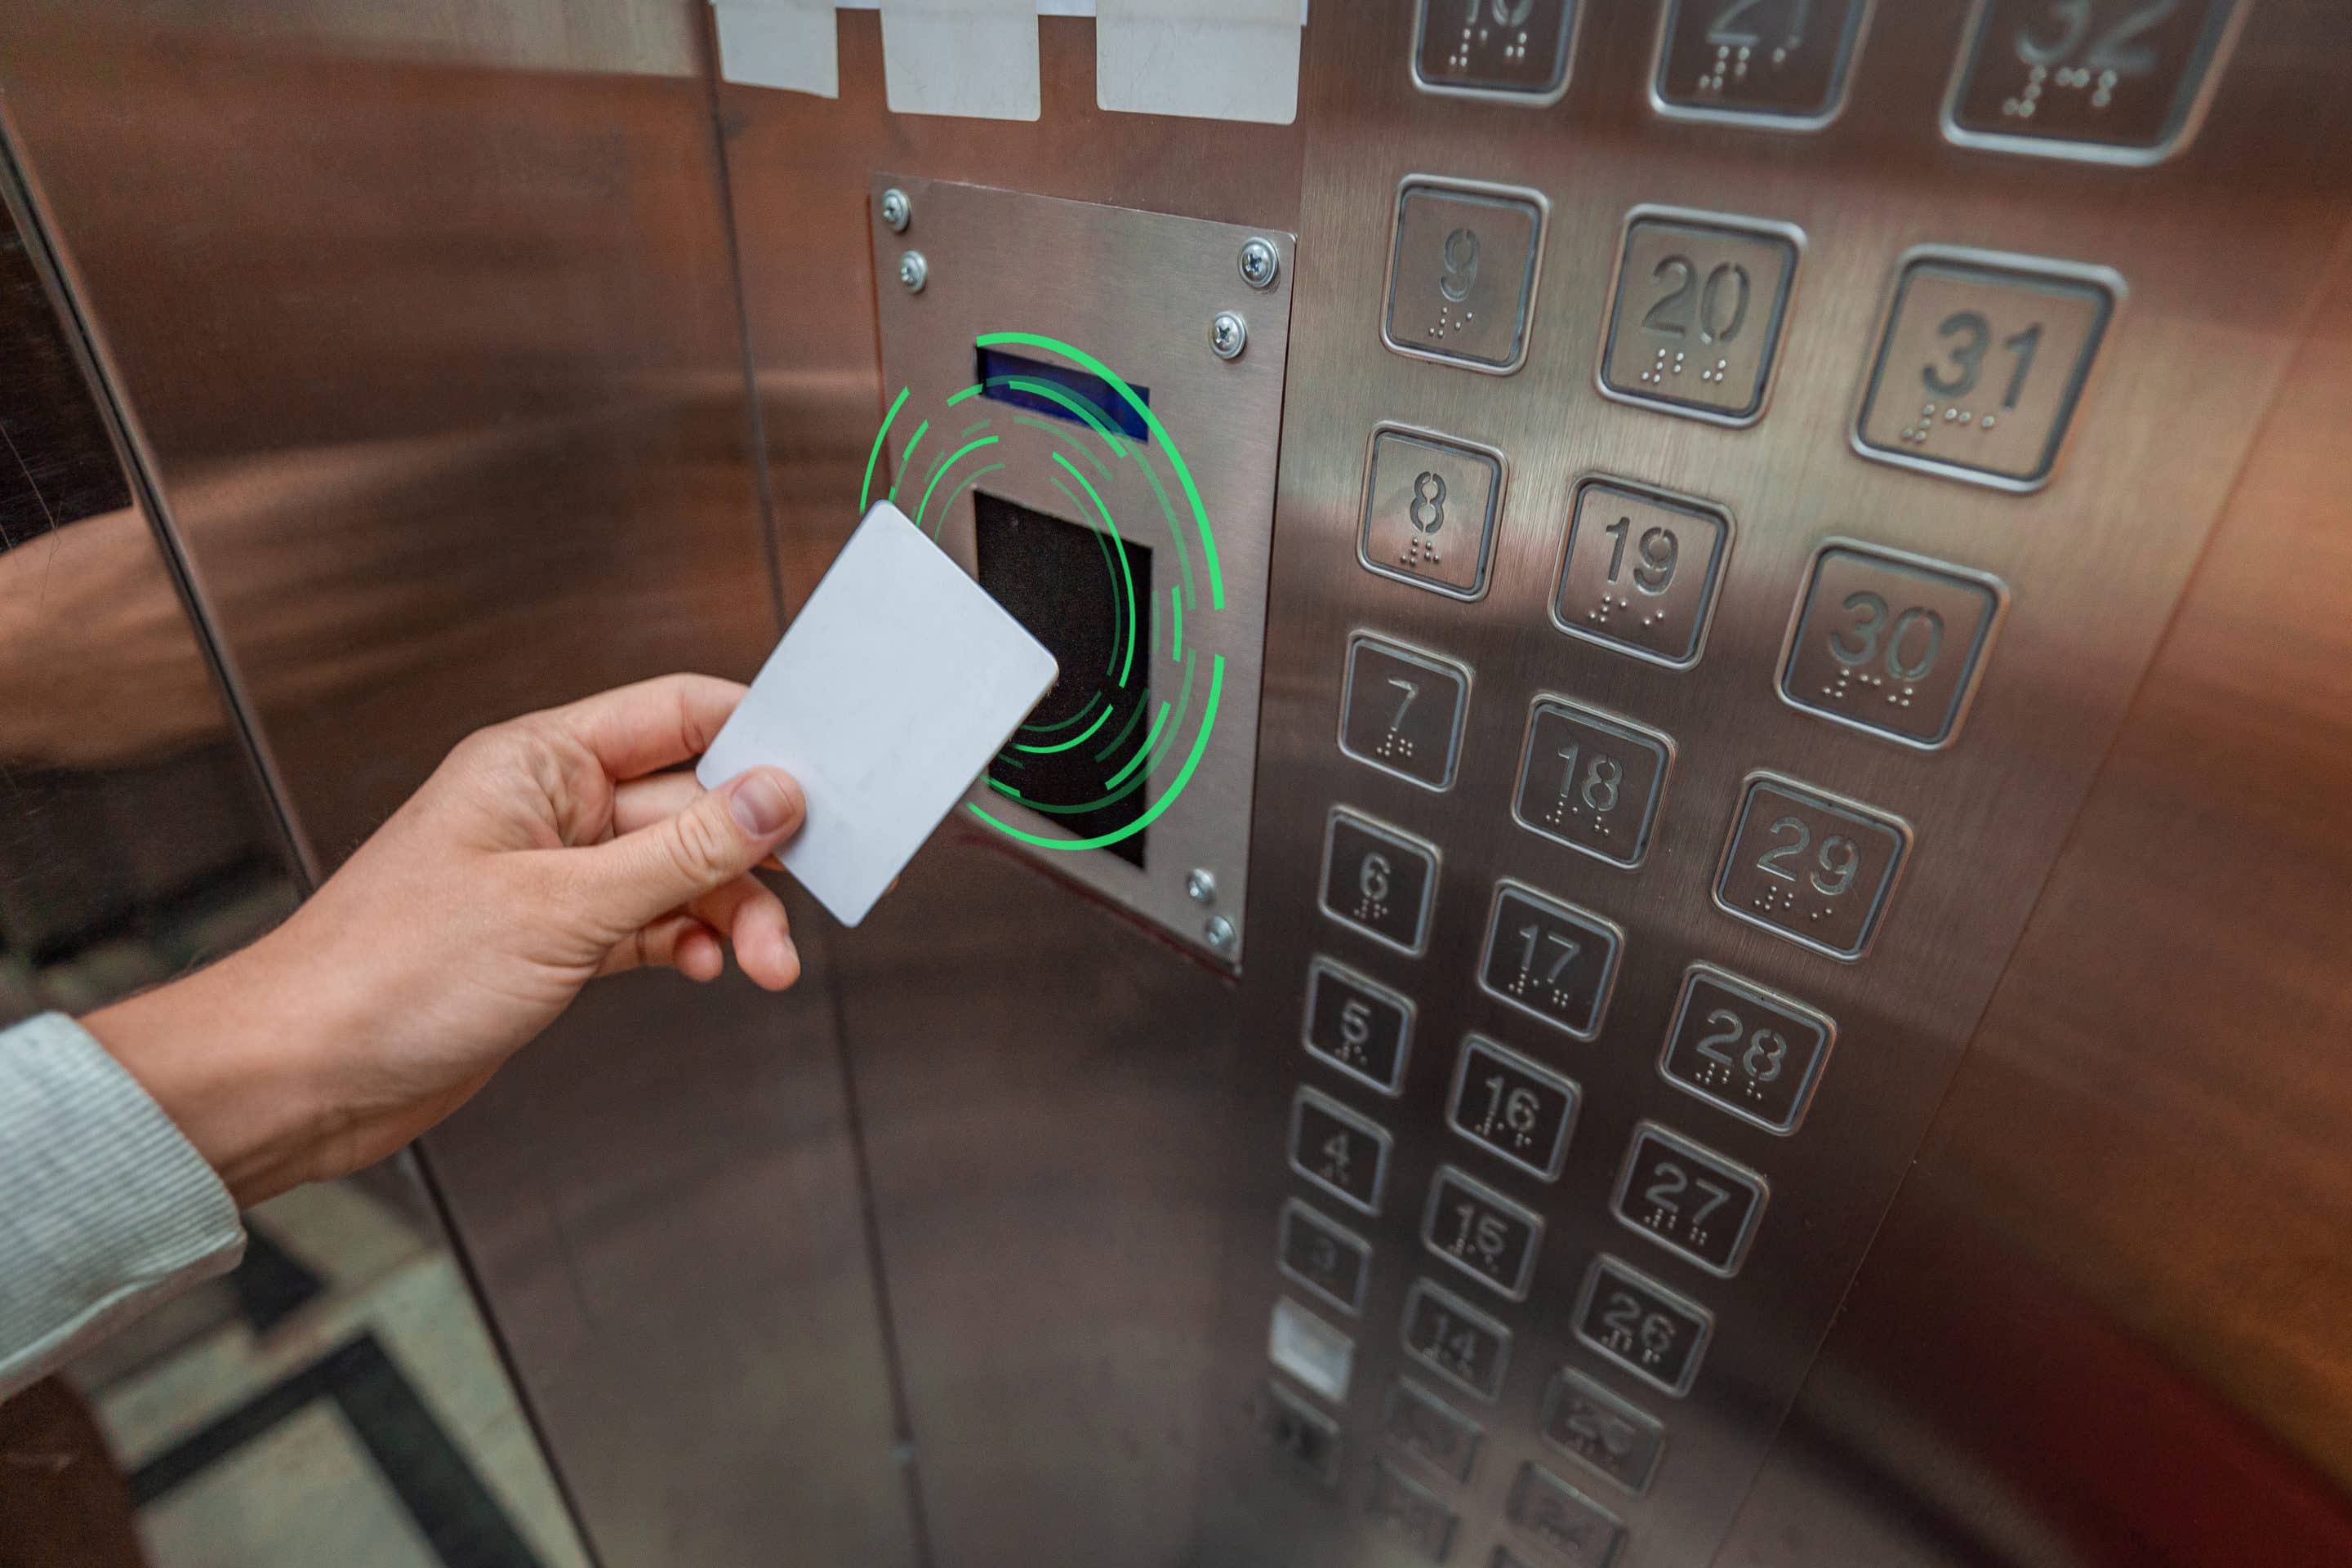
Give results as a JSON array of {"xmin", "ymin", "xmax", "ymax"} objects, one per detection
[{"xmin": 87, "ymin": 674, "xmax": 804, "ymax": 1205}]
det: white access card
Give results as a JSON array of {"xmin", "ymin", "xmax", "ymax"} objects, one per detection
[{"xmin": 697, "ymin": 501, "xmax": 1058, "ymax": 926}]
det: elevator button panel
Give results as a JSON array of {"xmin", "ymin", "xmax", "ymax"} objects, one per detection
[
  {"xmin": 1384, "ymin": 179, "xmax": 1547, "ymax": 374},
  {"xmin": 1506, "ymin": 1463, "xmax": 1626, "ymax": 1567},
  {"xmin": 1780, "ymin": 543, "xmax": 2006, "ymax": 749},
  {"xmin": 1572, "ymin": 1257, "xmax": 1713, "ymax": 1397},
  {"xmin": 1280, "ymin": 1197, "xmax": 1374, "ymax": 1316},
  {"xmin": 1652, "ymin": 0, "xmax": 1874, "ymax": 128},
  {"xmin": 1361, "ymin": 425, "xmax": 1506, "ymax": 602},
  {"xmin": 1541, "ymin": 1367, "xmax": 1666, "ymax": 1494},
  {"xmin": 1599, "ymin": 209, "xmax": 1801, "ymax": 425},
  {"xmin": 1341, "ymin": 634, "xmax": 1472, "ymax": 791},
  {"xmin": 1321, "ymin": 808, "xmax": 1440, "ymax": 955},
  {"xmin": 1610, "ymin": 1122, "xmax": 1769, "ymax": 1277},
  {"xmin": 1551, "ymin": 477, "xmax": 1731, "ymax": 669},
  {"xmin": 1855, "ymin": 248, "xmax": 2120, "ymax": 489},
  {"xmin": 1423, "ymin": 1165, "xmax": 1546, "ymax": 1301},
  {"xmin": 1512, "ymin": 699, "xmax": 1673, "ymax": 868},
  {"xmin": 1414, "ymin": 0, "xmax": 1581, "ymax": 104},
  {"xmin": 1479, "ymin": 882, "xmax": 1623, "ymax": 1039},
  {"xmin": 1449, "ymin": 1035, "xmax": 1579, "ymax": 1181},
  {"xmin": 1944, "ymin": 0, "xmax": 2239, "ymax": 163},
  {"xmin": 1291, "ymin": 1086, "xmax": 1395, "ymax": 1216},
  {"xmin": 1403, "ymin": 1276, "xmax": 1515, "ymax": 1402},
  {"xmin": 1303, "ymin": 958, "xmax": 1416, "ymax": 1096},
  {"xmin": 1659, "ymin": 965, "xmax": 1835, "ymax": 1134},
  {"xmin": 1367, "ymin": 1457, "xmax": 1460, "ymax": 1562},
  {"xmin": 1386, "ymin": 1377, "xmax": 1486, "ymax": 1484},
  {"xmin": 1714, "ymin": 774, "xmax": 1910, "ymax": 959}
]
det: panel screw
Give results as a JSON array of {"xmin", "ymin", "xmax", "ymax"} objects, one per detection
[
  {"xmin": 1204, "ymin": 915, "xmax": 1236, "ymax": 953},
  {"xmin": 898, "ymin": 250, "xmax": 928, "ymax": 294},
  {"xmin": 1237, "ymin": 237, "xmax": 1280, "ymax": 290},
  {"xmin": 1186, "ymin": 868, "xmax": 1218, "ymax": 905},
  {"xmin": 1209, "ymin": 310, "xmax": 1248, "ymax": 360},
  {"xmin": 880, "ymin": 187, "xmax": 912, "ymax": 233}
]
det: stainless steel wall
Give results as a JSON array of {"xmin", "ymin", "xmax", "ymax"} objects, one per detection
[{"xmin": 0, "ymin": 3, "xmax": 910, "ymax": 1562}]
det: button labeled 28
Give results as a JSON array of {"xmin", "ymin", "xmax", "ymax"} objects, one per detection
[{"xmin": 1659, "ymin": 964, "xmax": 1834, "ymax": 1134}]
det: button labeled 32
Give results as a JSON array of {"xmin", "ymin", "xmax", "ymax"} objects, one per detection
[{"xmin": 1945, "ymin": 0, "xmax": 2242, "ymax": 162}]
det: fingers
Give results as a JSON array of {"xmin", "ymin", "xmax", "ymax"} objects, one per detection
[
  {"xmin": 688, "ymin": 875, "xmax": 799, "ymax": 991},
  {"xmin": 557, "ymin": 767, "xmax": 805, "ymax": 937},
  {"xmin": 547, "ymin": 674, "xmax": 751, "ymax": 782},
  {"xmin": 611, "ymin": 773, "xmax": 702, "ymax": 836},
  {"xmin": 599, "ymin": 912, "xmax": 726, "ymax": 982}
]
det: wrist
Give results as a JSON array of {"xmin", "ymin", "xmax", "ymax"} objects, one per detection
[{"xmin": 84, "ymin": 929, "xmax": 345, "ymax": 1209}]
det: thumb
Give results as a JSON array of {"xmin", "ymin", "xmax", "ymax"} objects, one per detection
[{"xmin": 567, "ymin": 767, "xmax": 804, "ymax": 934}]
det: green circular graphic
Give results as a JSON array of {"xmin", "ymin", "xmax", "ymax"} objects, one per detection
[{"xmin": 858, "ymin": 332, "xmax": 1227, "ymax": 853}]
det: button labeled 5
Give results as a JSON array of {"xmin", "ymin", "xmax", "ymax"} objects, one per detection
[
  {"xmin": 1303, "ymin": 958, "xmax": 1414, "ymax": 1096},
  {"xmin": 1659, "ymin": 964, "xmax": 1835, "ymax": 1134}
]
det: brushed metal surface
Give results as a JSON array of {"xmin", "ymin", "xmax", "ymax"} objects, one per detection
[
  {"xmin": 1198, "ymin": 3, "xmax": 2349, "ymax": 1566},
  {"xmin": 871, "ymin": 176, "xmax": 1294, "ymax": 965},
  {"xmin": 720, "ymin": 16, "xmax": 1307, "ymax": 1564},
  {"xmin": 0, "ymin": 6, "xmax": 911, "ymax": 1564}
]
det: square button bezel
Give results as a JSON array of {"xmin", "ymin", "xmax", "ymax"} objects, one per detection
[
  {"xmin": 1381, "ymin": 175, "xmax": 1550, "ymax": 377},
  {"xmin": 1595, "ymin": 204, "xmax": 1806, "ymax": 428},
  {"xmin": 1776, "ymin": 537, "xmax": 2010, "ymax": 751}
]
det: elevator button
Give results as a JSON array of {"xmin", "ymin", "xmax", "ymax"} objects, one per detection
[
  {"xmin": 1479, "ymin": 881, "xmax": 1623, "ymax": 1039},
  {"xmin": 1423, "ymin": 1165, "xmax": 1544, "ymax": 1302},
  {"xmin": 1384, "ymin": 180, "xmax": 1546, "ymax": 374},
  {"xmin": 1610, "ymin": 1122, "xmax": 1768, "ymax": 1277},
  {"xmin": 1512, "ymin": 700, "xmax": 1673, "ymax": 869},
  {"xmin": 1304, "ymin": 957, "xmax": 1416, "ymax": 1097},
  {"xmin": 1781, "ymin": 544, "xmax": 2004, "ymax": 749},
  {"xmin": 1450, "ymin": 1034, "xmax": 1579, "ymax": 1182},
  {"xmin": 1652, "ymin": 0, "xmax": 1873, "ymax": 128},
  {"xmin": 1542, "ymin": 1367, "xmax": 1666, "ymax": 1494},
  {"xmin": 1713, "ymin": 773, "xmax": 1909, "ymax": 960},
  {"xmin": 1507, "ymin": 1463, "xmax": 1626, "ymax": 1567},
  {"xmin": 1367, "ymin": 1458, "xmax": 1459, "ymax": 1563},
  {"xmin": 1599, "ymin": 210, "xmax": 1800, "ymax": 425},
  {"xmin": 1385, "ymin": 1378, "xmax": 1485, "ymax": 1485},
  {"xmin": 1552, "ymin": 478, "xmax": 1731, "ymax": 670},
  {"xmin": 1291, "ymin": 1085, "xmax": 1395, "ymax": 1216},
  {"xmin": 1341, "ymin": 634, "xmax": 1472, "ymax": 791},
  {"xmin": 1265, "ymin": 1381, "xmax": 1344, "ymax": 1489},
  {"xmin": 1321, "ymin": 808, "xmax": 1440, "ymax": 956},
  {"xmin": 1659, "ymin": 964, "xmax": 1835, "ymax": 1134},
  {"xmin": 1361, "ymin": 425, "xmax": 1506, "ymax": 602},
  {"xmin": 1270, "ymin": 1295, "xmax": 1356, "ymax": 1404},
  {"xmin": 1413, "ymin": 0, "xmax": 1579, "ymax": 104},
  {"xmin": 1854, "ymin": 248, "xmax": 2120, "ymax": 490},
  {"xmin": 1945, "ymin": 0, "xmax": 2239, "ymax": 163},
  {"xmin": 1403, "ymin": 1276, "xmax": 1513, "ymax": 1402},
  {"xmin": 1280, "ymin": 1196, "xmax": 1374, "ymax": 1317},
  {"xmin": 1572, "ymin": 1256, "xmax": 1713, "ymax": 1397}
]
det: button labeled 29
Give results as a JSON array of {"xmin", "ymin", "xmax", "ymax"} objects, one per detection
[{"xmin": 1713, "ymin": 773, "xmax": 1909, "ymax": 960}]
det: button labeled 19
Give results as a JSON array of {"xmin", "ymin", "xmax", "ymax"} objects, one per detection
[
  {"xmin": 1713, "ymin": 774, "xmax": 1909, "ymax": 960},
  {"xmin": 1384, "ymin": 178, "xmax": 1546, "ymax": 374},
  {"xmin": 1552, "ymin": 478, "xmax": 1731, "ymax": 669},
  {"xmin": 1855, "ymin": 249, "xmax": 2119, "ymax": 490}
]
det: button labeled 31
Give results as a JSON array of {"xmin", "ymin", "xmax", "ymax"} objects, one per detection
[
  {"xmin": 1653, "ymin": 0, "xmax": 1875, "ymax": 128},
  {"xmin": 1713, "ymin": 774, "xmax": 1909, "ymax": 960},
  {"xmin": 1552, "ymin": 477, "xmax": 1731, "ymax": 669},
  {"xmin": 1384, "ymin": 178, "xmax": 1547, "ymax": 374},
  {"xmin": 1341, "ymin": 634, "xmax": 1471, "ymax": 790},
  {"xmin": 1600, "ymin": 208, "xmax": 1801, "ymax": 425},
  {"xmin": 1855, "ymin": 247, "xmax": 2120, "ymax": 490},
  {"xmin": 1361, "ymin": 425, "xmax": 1504, "ymax": 602}
]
